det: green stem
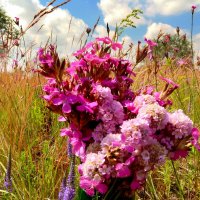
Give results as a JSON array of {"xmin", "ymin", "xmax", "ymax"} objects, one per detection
[
  {"xmin": 142, "ymin": 181, "xmax": 146, "ymax": 200},
  {"xmin": 171, "ymin": 161, "xmax": 185, "ymax": 200},
  {"xmin": 103, "ymin": 179, "xmax": 117, "ymax": 200},
  {"xmin": 191, "ymin": 13, "xmax": 194, "ymax": 65},
  {"xmin": 148, "ymin": 174, "xmax": 159, "ymax": 200}
]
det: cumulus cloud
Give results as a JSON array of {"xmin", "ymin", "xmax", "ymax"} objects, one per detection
[
  {"xmin": 97, "ymin": 0, "xmax": 147, "ymax": 27},
  {"xmin": 193, "ymin": 33, "xmax": 200, "ymax": 57},
  {"xmin": 94, "ymin": 25, "xmax": 113, "ymax": 38},
  {"xmin": 98, "ymin": 0, "xmax": 200, "ymax": 28},
  {"xmin": 0, "ymin": 0, "xmax": 88, "ymax": 57},
  {"xmin": 145, "ymin": 0, "xmax": 200, "ymax": 16},
  {"xmin": 145, "ymin": 22, "xmax": 186, "ymax": 39}
]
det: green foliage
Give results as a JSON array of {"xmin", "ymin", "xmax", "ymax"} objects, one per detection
[
  {"xmin": 0, "ymin": 7, "xmax": 19, "ymax": 54},
  {"xmin": 154, "ymin": 32, "xmax": 192, "ymax": 60},
  {"xmin": 116, "ymin": 9, "xmax": 143, "ymax": 37},
  {"xmin": 0, "ymin": 8, "xmax": 9, "ymax": 31}
]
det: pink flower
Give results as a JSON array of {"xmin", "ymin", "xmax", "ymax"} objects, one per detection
[
  {"xmin": 116, "ymin": 163, "xmax": 131, "ymax": 178},
  {"xmin": 144, "ymin": 38, "xmax": 157, "ymax": 60},
  {"xmin": 13, "ymin": 39, "xmax": 19, "ymax": 46},
  {"xmin": 177, "ymin": 59, "xmax": 187, "ymax": 66},
  {"xmin": 80, "ymin": 177, "xmax": 108, "ymax": 196},
  {"xmin": 14, "ymin": 17, "xmax": 19, "ymax": 25},
  {"xmin": 192, "ymin": 128, "xmax": 200, "ymax": 151},
  {"xmin": 163, "ymin": 34, "xmax": 170, "ymax": 43},
  {"xmin": 192, "ymin": 5, "xmax": 197, "ymax": 10},
  {"xmin": 144, "ymin": 38, "xmax": 157, "ymax": 47},
  {"xmin": 168, "ymin": 109, "xmax": 193, "ymax": 139},
  {"xmin": 159, "ymin": 76, "xmax": 179, "ymax": 89},
  {"xmin": 96, "ymin": 37, "xmax": 122, "ymax": 50},
  {"xmin": 80, "ymin": 178, "xmax": 96, "ymax": 196},
  {"xmin": 12, "ymin": 59, "xmax": 18, "ymax": 69},
  {"xmin": 191, "ymin": 5, "xmax": 197, "ymax": 14}
]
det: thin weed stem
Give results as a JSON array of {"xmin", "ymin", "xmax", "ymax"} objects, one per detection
[
  {"xmin": 191, "ymin": 12, "xmax": 194, "ymax": 65},
  {"xmin": 148, "ymin": 174, "xmax": 160, "ymax": 200},
  {"xmin": 171, "ymin": 160, "xmax": 185, "ymax": 200}
]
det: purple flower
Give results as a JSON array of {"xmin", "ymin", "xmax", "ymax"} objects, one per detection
[
  {"xmin": 63, "ymin": 187, "xmax": 75, "ymax": 200},
  {"xmin": 4, "ymin": 149, "xmax": 12, "ymax": 192},
  {"xmin": 59, "ymin": 177, "xmax": 66, "ymax": 200},
  {"xmin": 62, "ymin": 155, "xmax": 76, "ymax": 200}
]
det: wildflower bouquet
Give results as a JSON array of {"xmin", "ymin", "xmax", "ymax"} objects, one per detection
[{"xmin": 36, "ymin": 37, "xmax": 200, "ymax": 200}]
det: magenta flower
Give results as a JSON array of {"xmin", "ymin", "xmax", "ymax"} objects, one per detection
[
  {"xmin": 191, "ymin": 5, "xmax": 197, "ymax": 14},
  {"xmin": 76, "ymin": 101, "xmax": 98, "ymax": 113},
  {"xmin": 116, "ymin": 163, "xmax": 131, "ymax": 178},
  {"xmin": 36, "ymin": 37, "xmax": 199, "ymax": 199},
  {"xmin": 96, "ymin": 37, "xmax": 122, "ymax": 50},
  {"xmin": 169, "ymin": 150, "xmax": 188, "ymax": 160},
  {"xmin": 144, "ymin": 38, "xmax": 157, "ymax": 60},
  {"xmin": 160, "ymin": 76, "xmax": 179, "ymax": 89},
  {"xmin": 130, "ymin": 180, "xmax": 141, "ymax": 191},
  {"xmin": 192, "ymin": 128, "xmax": 200, "ymax": 151},
  {"xmin": 79, "ymin": 178, "xmax": 97, "ymax": 196},
  {"xmin": 38, "ymin": 51, "xmax": 54, "ymax": 67}
]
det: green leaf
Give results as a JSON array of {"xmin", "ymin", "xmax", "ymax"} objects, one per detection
[{"xmin": 77, "ymin": 188, "xmax": 93, "ymax": 200}]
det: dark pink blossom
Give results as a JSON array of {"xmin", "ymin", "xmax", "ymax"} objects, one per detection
[
  {"xmin": 191, "ymin": 5, "xmax": 197, "ymax": 14},
  {"xmin": 130, "ymin": 180, "xmax": 141, "ymax": 191},
  {"xmin": 192, "ymin": 128, "xmax": 200, "ymax": 151},
  {"xmin": 169, "ymin": 150, "xmax": 188, "ymax": 160},
  {"xmin": 14, "ymin": 17, "xmax": 19, "ymax": 25}
]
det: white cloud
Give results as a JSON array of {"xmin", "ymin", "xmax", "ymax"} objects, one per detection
[
  {"xmin": 98, "ymin": 0, "xmax": 147, "ymax": 27},
  {"xmin": 98, "ymin": 0, "xmax": 200, "ymax": 28},
  {"xmin": 193, "ymin": 33, "xmax": 200, "ymax": 57},
  {"xmin": 145, "ymin": 0, "xmax": 200, "ymax": 16},
  {"xmin": 94, "ymin": 25, "xmax": 115, "ymax": 38},
  {"xmin": 145, "ymin": 23, "xmax": 186, "ymax": 39},
  {"xmin": 0, "ymin": 0, "xmax": 88, "ymax": 57}
]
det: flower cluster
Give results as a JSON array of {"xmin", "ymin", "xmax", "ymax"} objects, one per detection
[{"xmin": 37, "ymin": 37, "xmax": 200, "ymax": 198}]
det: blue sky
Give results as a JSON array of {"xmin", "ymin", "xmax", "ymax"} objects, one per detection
[
  {"xmin": 1, "ymin": 0, "xmax": 200, "ymax": 56},
  {"xmin": 39, "ymin": 0, "xmax": 200, "ymax": 44}
]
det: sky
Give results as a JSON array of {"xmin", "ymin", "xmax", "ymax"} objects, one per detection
[{"xmin": 1, "ymin": 0, "xmax": 200, "ymax": 57}]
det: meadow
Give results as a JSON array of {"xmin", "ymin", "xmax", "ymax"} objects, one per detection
[{"xmin": 1, "ymin": 2, "xmax": 200, "ymax": 200}]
